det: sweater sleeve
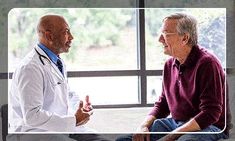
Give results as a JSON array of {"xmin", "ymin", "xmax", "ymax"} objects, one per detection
[
  {"xmin": 148, "ymin": 88, "xmax": 170, "ymax": 118},
  {"xmin": 194, "ymin": 61, "xmax": 224, "ymax": 129},
  {"xmin": 148, "ymin": 60, "xmax": 173, "ymax": 118}
]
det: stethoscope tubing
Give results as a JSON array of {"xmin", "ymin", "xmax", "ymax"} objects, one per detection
[
  {"xmin": 35, "ymin": 48, "xmax": 64, "ymax": 78},
  {"xmin": 34, "ymin": 48, "xmax": 51, "ymax": 65}
]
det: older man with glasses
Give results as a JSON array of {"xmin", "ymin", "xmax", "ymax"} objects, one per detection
[{"xmin": 116, "ymin": 13, "xmax": 231, "ymax": 141}]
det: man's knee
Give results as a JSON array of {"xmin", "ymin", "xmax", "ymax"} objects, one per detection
[
  {"xmin": 150, "ymin": 118, "xmax": 173, "ymax": 132},
  {"xmin": 150, "ymin": 119, "xmax": 163, "ymax": 131}
]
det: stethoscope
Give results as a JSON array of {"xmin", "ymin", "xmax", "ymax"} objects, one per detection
[
  {"xmin": 34, "ymin": 48, "xmax": 51, "ymax": 65},
  {"xmin": 35, "ymin": 48, "xmax": 65, "ymax": 78}
]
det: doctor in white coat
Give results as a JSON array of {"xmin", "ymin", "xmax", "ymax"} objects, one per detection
[{"xmin": 9, "ymin": 14, "xmax": 93, "ymax": 133}]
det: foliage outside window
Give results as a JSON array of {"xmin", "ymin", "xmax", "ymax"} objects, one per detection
[
  {"xmin": 145, "ymin": 8, "xmax": 226, "ymax": 70},
  {"xmin": 8, "ymin": 8, "xmax": 137, "ymax": 71},
  {"xmin": 8, "ymin": 8, "xmax": 225, "ymax": 105}
]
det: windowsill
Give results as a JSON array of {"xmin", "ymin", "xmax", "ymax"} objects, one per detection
[{"xmin": 85, "ymin": 107, "xmax": 152, "ymax": 133}]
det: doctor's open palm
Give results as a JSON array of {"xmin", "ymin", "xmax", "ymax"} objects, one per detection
[{"xmin": 75, "ymin": 101, "xmax": 93, "ymax": 126}]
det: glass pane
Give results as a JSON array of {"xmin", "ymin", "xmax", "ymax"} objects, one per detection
[
  {"xmin": 68, "ymin": 76, "xmax": 139, "ymax": 105},
  {"xmin": 8, "ymin": 8, "xmax": 137, "ymax": 72},
  {"xmin": 66, "ymin": 9, "xmax": 138, "ymax": 71},
  {"xmin": 147, "ymin": 76, "xmax": 163, "ymax": 104},
  {"xmin": 145, "ymin": 8, "xmax": 226, "ymax": 69}
]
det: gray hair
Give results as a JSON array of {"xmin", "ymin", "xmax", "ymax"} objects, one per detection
[{"xmin": 164, "ymin": 13, "xmax": 198, "ymax": 46}]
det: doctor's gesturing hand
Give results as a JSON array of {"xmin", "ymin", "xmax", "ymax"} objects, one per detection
[
  {"xmin": 84, "ymin": 95, "xmax": 93, "ymax": 112},
  {"xmin": 75, "ymin": 96, "xmax": 93, "ymax": 126}
]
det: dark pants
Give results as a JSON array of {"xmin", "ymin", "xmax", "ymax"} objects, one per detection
[{"xmin": 69, "ymin": 134, "xmax": 112, "ymax": 141}]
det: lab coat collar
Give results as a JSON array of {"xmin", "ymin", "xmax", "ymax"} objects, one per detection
[{"xmin": 35, "ymin": 46, "xmax": 65, "ymax": 80}]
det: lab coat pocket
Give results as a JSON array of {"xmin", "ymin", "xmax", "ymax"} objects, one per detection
[
  {"xmin": 44, "ymin": 72, "xmax": 66, "ymax": 107},
  {"xmin": 47, "ymin": 73, "xmax": 63, "ymax": 88}
]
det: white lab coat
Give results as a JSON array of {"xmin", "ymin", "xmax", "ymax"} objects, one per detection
[{"xmin": 9, "ymin": 45, "xmax": 91, "ymax": 133}]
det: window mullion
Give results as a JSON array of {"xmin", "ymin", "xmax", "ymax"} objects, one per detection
[{"xmin": 137, "ymin": 4, "xmax": 147, "ymax": 106}]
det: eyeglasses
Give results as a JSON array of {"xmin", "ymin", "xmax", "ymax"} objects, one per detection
[{"xmin": 160, "ymin": 32, "xmax": 177, "ymax": 38}]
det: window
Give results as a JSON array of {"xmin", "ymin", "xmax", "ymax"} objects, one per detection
[
  {"xmin": 145, "ymin": 8, "xmax": 226, "ymax": 103},
  {"xmin": 69, "ymin": 76, "xmax": 139, "ymax": 105},
  {"xmin": 145, "ymin": 8, "xmax": 226, "ymax": 70},
  {"xmin": 8, "ymin": 8, "xmax": 226, "ymax": 107}
]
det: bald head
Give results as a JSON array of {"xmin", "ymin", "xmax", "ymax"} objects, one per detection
[
  {"xmin": 36, "ymin": 14, "xmax": 73, "ymax": 55},
  {"xmin": 37, "ymin": 14, "xmax": 66, "ymax": 35}
]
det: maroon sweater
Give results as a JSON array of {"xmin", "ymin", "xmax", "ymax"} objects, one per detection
[{"xmin": 149, "ymin": 45, "xmax": 228, "ymax": 132}]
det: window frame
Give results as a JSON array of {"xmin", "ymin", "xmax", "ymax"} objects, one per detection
[{"xmin": 5, "ymin": 3, "xmax": 234, "ymax": 108}]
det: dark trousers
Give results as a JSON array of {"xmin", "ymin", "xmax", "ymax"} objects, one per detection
[{"xmin": 69, "ymin": 134, "xmax": 112, "ymax": 141}]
